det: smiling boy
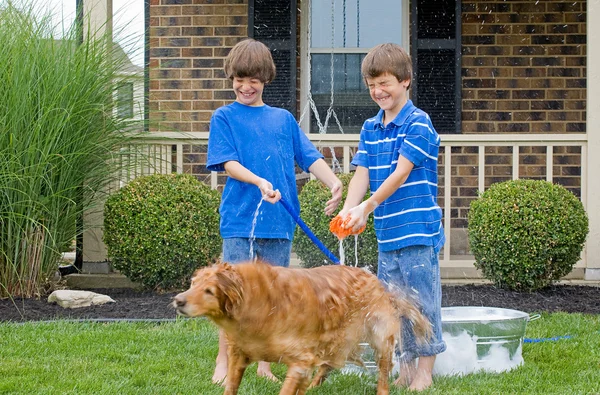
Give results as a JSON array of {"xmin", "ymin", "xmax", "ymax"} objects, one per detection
[
  {"xmin": 206, "ymin": 38, "xmax": 342, "ymax": 386},
  {"xmin": 338, "ymin": 43, "xmax": 446, "ymax": 391}
]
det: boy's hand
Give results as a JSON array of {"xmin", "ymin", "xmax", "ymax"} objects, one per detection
[
  {"xmin": 324, "ymin": 179, "xmax": 343, "ymax": 216},
  {"xmin": 343, "ymin": 199, "xmax": 379, "ymax": 232},
  {"xmin": 343, "ymin": 202, "xmax": 369, "ymax": 232},
  {"xmin": 257, "ymin": 178, "xmax": 281, "ymax": 204},
  {"xmin": 330, "ymin": 212, "xmax": 366, "ymax": 240}
]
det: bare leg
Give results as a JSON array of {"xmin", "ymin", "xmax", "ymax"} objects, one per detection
[
  {"xmin": 256, "ymin": 361, "xmax": 279, "ymax": 382},
  {"xmin": 408, "ymin": 355, "xmax": 435, "ymax": 391},
  {"xmin": 215, "ymin": 330, "xmax": 276, "ymax": 383},
  {"xmin": 212, "ymin": 330, "xmax": 228, "ymax": 385},
  {"xmin": 393, "ymin": 359, "xmax": 416, "ymax": 388}
]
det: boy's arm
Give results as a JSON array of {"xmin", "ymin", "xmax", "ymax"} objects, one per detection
[
  {"xmin": 307, "ymin": 158, "xmax": 343, "ymax": 215},
  {"xmin": 340, "ymin": 166, "xmax": 370, "ymax": 216},
  {"xmin": 223, "ymin": 160, "xmax": 281, "ymax": 204},
  {"xmin": 344, "ymin": 156, "xmax": 414, "ymax": 231}
]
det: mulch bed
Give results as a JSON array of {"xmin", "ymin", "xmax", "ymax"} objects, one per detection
[{"xmin": 1, "ymin": 284, "xmax": 599, "ymax": 322}]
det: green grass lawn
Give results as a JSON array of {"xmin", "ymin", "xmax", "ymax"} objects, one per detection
[{"xmin": 1, "ymin": 313, "xmax": 598, "ymax": 394}]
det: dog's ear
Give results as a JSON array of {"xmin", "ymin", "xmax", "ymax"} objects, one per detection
[
  {"xmin": 211, "ymin": 259, "xmax": 225, "ymax": 267},
  {"xmin": 215, "ymin": 266, "xmax": 243, "ymax": 316}
]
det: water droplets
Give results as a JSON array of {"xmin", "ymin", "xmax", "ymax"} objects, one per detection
[{"xmin": 249, "ymin": 197, "xmax": 264, "ymax": 260}]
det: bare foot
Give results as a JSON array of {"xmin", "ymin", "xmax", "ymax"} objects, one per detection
[
  {"xmin": 406, "ymin": 355, "xmax": 435, "ymax": 391},
  {"xmin": 407, "ymin": 370, "xmax": 432, "ymax": 392},
  {"xmin": 212, "ymin": 360, "xmax": 227, "ymax": 386},
  {"xmin": 393, "ymin": 361, "xmax": 416, "ymax": 388},
  {"xmin": 256, "ymin": 361, "xmax": 279, "ymax": 382}
]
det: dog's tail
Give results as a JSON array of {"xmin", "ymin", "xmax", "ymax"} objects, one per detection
[{"xmin": 389, "ymin": 291, "xmax": 433, "ymax": 344}]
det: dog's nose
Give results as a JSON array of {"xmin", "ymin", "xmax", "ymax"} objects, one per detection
[{"xmin": 174, "ymin": 294, "xmax": 186, "ymax": 307}]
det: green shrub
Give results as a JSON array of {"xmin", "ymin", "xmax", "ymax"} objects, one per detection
[
  {"xmin": 468, "ymin": 179, "xmax": 588, "ymax": 291},
  {"xmin": 294, "ymin": 173, "xmax": 378, "ymax": 272},
  {"xmin": 103, "ymin": 174, "xmax": 221, "ymax": 290}
]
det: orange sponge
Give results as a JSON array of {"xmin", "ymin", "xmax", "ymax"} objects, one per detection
[{"xmin": 329, "ymin": 215, "xmax": 366, "ymax": 240}]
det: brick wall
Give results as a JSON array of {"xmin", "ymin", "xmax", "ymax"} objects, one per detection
[
  {"xmin": 447, "ymin": 0, "xmax": 587, "ymax": 236},
  {"xmin": 461, "ymin": 0, "xmax": 586, "ymax": 134},
  {"xmin": 147, "ymin": 0, "xmax": 587, "ymax": 250},
  {"xmin": 148, "ymin": 0, "xmax": 248, "ymax": 134}
]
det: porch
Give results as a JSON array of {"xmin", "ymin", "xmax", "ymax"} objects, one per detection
[{"xmin": 81, "ymin": 131, "xmax": 597, "ymax": 281}]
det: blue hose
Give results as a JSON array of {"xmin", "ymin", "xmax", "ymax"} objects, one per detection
[
  {"xmin": 279, "ymin": 198, "xmax": 340, "ymax": 265},
  {"xmin": 524, "ymin": 335, "xmax": 572, "ymax": 343}
]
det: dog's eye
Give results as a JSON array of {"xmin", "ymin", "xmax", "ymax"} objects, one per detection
[{"xmin": 205, "ymin": 288, "xmax": 214, "ymax": 296}]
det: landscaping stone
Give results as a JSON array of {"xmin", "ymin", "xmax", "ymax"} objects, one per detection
[{"xmin": 47, "ymin": 290, "xmax": 115, "ymax": 309}]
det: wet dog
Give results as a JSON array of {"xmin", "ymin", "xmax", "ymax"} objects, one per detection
[{"xmin": 173, "ymin": 261, "xmax": 431, "ymax": 395}]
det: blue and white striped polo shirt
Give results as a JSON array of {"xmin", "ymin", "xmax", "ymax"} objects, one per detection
[{"xmin": 351, "ymin": 100, "xmax": 445, "ymax": 253}]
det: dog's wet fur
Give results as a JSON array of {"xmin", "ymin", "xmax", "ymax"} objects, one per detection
[{"xmin": 173, "ymin": 261, "xmax": 431, "ymax": 395}]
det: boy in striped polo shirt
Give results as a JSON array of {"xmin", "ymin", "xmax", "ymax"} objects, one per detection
[{"xmin": 338, "ymin": 43, "xmax": 446, "ymax": 391}]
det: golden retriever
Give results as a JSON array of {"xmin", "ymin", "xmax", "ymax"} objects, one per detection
[{"xmin": 173, "ymin": 261, "xmax": 431, "ymax": 395}]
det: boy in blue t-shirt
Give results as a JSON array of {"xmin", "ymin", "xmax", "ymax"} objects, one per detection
[
  {"xmin": 338, "ymin": 43, "xmax": 446, "ymax": 391},
  {"xmin": 206, "ymin": 38, "xmax": 342, "ymax": 385}
]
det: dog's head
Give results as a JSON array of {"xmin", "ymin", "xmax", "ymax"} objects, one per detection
[{"xmin": 173, "ymin": 262, "xmax": 243, "ymax": 319}]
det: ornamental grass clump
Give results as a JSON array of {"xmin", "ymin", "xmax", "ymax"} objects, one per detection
[
  {"xmin": 103, "ymin": 174, "xmax": 221, "ymax": 290},
  {"xmin": 0, "ymin": 3, "xmax": 139, "ymax": 298},
  {"xmin": 294, "ymin": 173, "xmax": 378, "ymax": 272},
  {"xmin": 468, "ymin": 179, "xmax": 588, "ymax": 291}
]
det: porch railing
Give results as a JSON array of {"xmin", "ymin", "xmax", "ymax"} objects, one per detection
[{"xmin": 127, "ymin": 132, "xmax": 588, "ymax": 274}]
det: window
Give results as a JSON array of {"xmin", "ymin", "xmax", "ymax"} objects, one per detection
[
  {"xmin": 116, "ymin": 82, "xmax": 134, "ymax": 119},
  {"xmin": 303, "ymin": 0, "xmax": 408, "ymax": 134},
  {"xmin": 250, "ymin": 0, "xmax": 461, "ymax": 134}
]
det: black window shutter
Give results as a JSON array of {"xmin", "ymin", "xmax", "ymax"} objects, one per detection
[
  {"xmin": 248, "ymin": 0, "xmax": 297, "ymax": 115},
  {"xmin": 411, "ymin": 0, "xmax": 461, "ymax": 134}
]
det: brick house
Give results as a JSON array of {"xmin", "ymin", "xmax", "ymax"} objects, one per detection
[{"xmin": 82, "ymin": 0, "xmax": 599, "ymax": 281}]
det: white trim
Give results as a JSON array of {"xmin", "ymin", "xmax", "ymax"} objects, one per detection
[
  {"xmin": 401, "ymin": 0, "xmax": 410, "ymax": 50},
  {"xmin": 135, "ymin": 132, "xmax": 588, "ymax": 145},
  {"xmin": 587, "ymin": 0, "xmax": 600, "ymax": 270},
  {"xmin": 440, "ymin": 133, "xmax": 588, "ymax": 143},
  {"xmin": 299, "ymin": 0, "xmax": 311, "ymax": 134},
  {"xmin": 444, "ymin": 147, "xmax": 451, "ymax": 262},
  {"xmin": 310, "ymin": 48, "xmax": 369, "ymax": 54}
]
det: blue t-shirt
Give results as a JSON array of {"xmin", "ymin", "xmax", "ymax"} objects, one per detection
[
  {"xmin": 351, "ymin": 100, "xmax": 445, "ymax": 253},
  {"xmin": 207, "ymin": 102, "xmax": 323, "ymax": 240}
]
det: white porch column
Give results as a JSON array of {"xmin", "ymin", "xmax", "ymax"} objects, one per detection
[
  {"xmin": 83, "ymin": 0, "xmax": 112, "ymax": 40},
  {"xmin": 82, "ymin": 0, "xmax": 113, "ymax": 266},
  {"xmin": 586, "ymin": 0, "xmax": 600, "ymax": 280}
]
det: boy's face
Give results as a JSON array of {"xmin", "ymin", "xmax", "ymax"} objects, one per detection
[
  {"xmin": 365, "ymin": 72, "xmax": 410, "ymax": 119},
  {"xmin": 232, "ymin": 76, "xmax": 265, "ymax": 107}
]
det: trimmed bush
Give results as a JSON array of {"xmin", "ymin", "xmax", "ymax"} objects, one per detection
[
  {"xmin": 468, "ymin": 179, "xmax": 588, "ymax": 291},
  {"xmin": 104, "ymin": 174, "xmax": 221, "ymax": 290},
  {"xmin": 294, "ymin": 173, "xmax": 378, "ymax": 272}
]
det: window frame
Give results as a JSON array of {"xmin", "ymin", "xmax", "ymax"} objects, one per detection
[{"xmin": 300, "ymin": 0, "xmax": 410, "ymax": 135}]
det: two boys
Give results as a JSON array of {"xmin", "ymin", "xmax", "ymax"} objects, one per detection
[{"xmin": 208, "ymin": 39, "xmax": 445, "ymax": 391}]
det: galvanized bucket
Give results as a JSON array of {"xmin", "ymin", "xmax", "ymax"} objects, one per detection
[
  {"xmin": 343, "ymin": 306, "xmax": 540, "ymax": 376},
  {"xmin": 435, "ymin": 306, "xmax": 540, "ymax": 375},
  {"xmin": 341, "ymin": 343, "xmax": 379, "ymax": 375}
]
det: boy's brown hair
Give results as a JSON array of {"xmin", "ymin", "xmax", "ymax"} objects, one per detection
[
  {"xmin": 361, "ymin": 43, "xmax": 412, "ymax": 89},
  {"xmin": 224, "ymin": 38, "xmax": 276, "ymax": 83}
]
